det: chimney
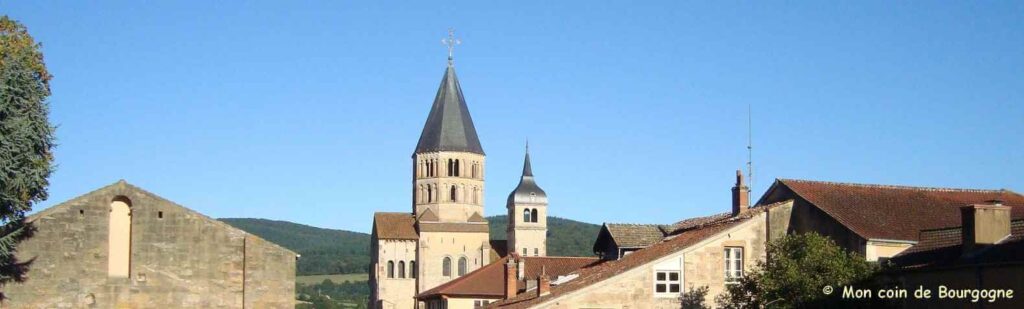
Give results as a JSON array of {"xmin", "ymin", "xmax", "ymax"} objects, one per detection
[
  {"xmin": 504, "ymin": 258, "xmax": 518, "ymax": 299},
  {"xmin": 960, "ymin": 202, "xmax": 1011, "ymax": 254},
  {"xmin": 732, "ymin": 170, "xmax": 750, "ymax": 217},
  {"xmin": 536, "ymin": 266, "xmax": 551, "ymax": 297}
]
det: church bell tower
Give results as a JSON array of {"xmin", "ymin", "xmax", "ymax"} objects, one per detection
[{"xmin": 506, "ymin": 144, "xmax": 548, "ymax": 256}]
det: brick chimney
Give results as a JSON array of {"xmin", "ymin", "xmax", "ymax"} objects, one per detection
[
  {"xmin": 960, "ymin": 201, "xmax": 1011, "ymax": 255},
  {"xmin": 536, "ymin": 266, "xmax": 551, "ymax": 297},
  {"xmin": 732, "ymin": 170, "xmax": 750, "ymax": 217},
  {"xmin": 504, "ymin": 258, "xmax": 518, "ymax": 299}
]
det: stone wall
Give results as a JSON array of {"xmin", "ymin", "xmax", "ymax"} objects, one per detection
[
  {"xmin": 534, "ymin": 211, "xmax": 772, "ymax": 309},
  {"xmin": 1, "ymin": 181, "xmax": 295, "ymax": 309}
]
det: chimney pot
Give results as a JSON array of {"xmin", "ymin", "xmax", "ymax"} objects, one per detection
[
  {"xmin": 732, "ymin": 170, "xmax": 750, "ymax": 217},
  {"xmin": 504, "ymin": 258, "xmax": 518, "ymax": 299}
]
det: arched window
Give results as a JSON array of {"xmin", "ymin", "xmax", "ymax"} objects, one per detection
[
  {"xmin": 410, "ymin": 261, "xmax": 417, "ymax": 278},
  {"xmin": 109, "ymin": 196, "xmax": 132, "ymax": 278},
  {"xmin": 458, "ymin": 256, "xmax": 468, "ymax": 276},
  {"xmin": 523, "ymin": 209, "xmax": 532, "ymax": 223},
  {"xmin": 427, "ymin": 186, "xmax": 433, "ymax": 203},
  {"xmin": 450, "ymin": 185, "xmax": 458, "ymax": 202},
  {"xmin": 442, "ymin": 257, "xmax": 452, "ymax": 276},
  {"xmin": 387, "ymin": 261, "xmax": 395, "ymax": 278},
  {"xmin": 531, "ymin": 209, "xmax": 539, "ymax": 223},
  {"xmin": 447, "ymin": 159, "xmax": 454, "ymax": 177},
  {"xmin": 398, "ymin": 261, "xmax": 406, "ymax": 278}
]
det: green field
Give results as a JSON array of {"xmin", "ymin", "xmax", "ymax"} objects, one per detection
[{"xmin": 296, "ymin": 273, "xmax": 368, "ymax": 285}]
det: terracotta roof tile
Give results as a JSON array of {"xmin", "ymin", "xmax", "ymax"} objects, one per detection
[
  {"xmin": 417, "ymin": 255, "xmax": 601, "ymax": 299},
  {"xmin": 765, "ymin": 179, "xmax": 1024, "ymax": 241},
  {"xmin": 603, "ymin": 224, "xmax": 671, "ymax": 248},
  {"xmin": 891, "ymin": 220, "xmax": 1024, "ymax": 269},
  {"xmin": 373, "ymin": 212, "xmax": 418, "ymax": 240}
]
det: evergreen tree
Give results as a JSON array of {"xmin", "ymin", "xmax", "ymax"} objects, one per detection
[{"xmin": 0, "ymin": 15, "xmax": 55, "ymax": 299}]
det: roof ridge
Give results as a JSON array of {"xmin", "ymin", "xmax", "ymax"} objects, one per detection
[
  {"xmin": 780, "ymin": 178, "xmax": 1010, "ymax": 193},
  {"xmin": 523, "ymin": 256, "xmax": 599, "ymax": 260}
]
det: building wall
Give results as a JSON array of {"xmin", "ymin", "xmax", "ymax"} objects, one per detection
[
  {"xmin": 508, "ymin": 204, "xmax": 547, "ymax": 257},
  {"xmin": 532, "ymin": 211, "xmax": 776, "ymax": 309},
  {"xmin": 371, "ymin": 239, "xmax": 419, "ymax": 309},
  {"xmin": 418, "ymin": 231, "xmax": 491, "ymax": 292},
  {"xmin": 1, "ymin": 182, "xmax": 295, "ymax": 309},
  {"xmin": 414, "ymin": 151, "xmax": 486, "ymax": 222},
  {"xmin": 864, "ymin": 240, "xmax": 913, "ymax": 262}
]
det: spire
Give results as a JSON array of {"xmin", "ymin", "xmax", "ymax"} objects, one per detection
[
  {"xmin": 522, "ymin": 141, "xmax": 533, "ymax": 177},
  {"xmin": 508, "ymin": 143, "xmax": 546, "ymax": 204},
  {"xmin": 413, "ymin": 60, "xmax": 484, "ymax": 155}
]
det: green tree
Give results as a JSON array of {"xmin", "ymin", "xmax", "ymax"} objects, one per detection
[
  {"xmin": 0, "ymin": 16, "xmax": 55, "ymax": 299},
  {"xmin": 716, "ymin": 233, "xmax": 880, "ymax": 308}
]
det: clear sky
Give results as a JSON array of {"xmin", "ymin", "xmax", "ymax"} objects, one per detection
[{"xmin": 4, "ymin": 1, "xmax": 1022, "ymax": 232}]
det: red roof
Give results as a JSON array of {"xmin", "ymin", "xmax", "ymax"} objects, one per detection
[
  {"xmin": 373, "ymin": 212, "xmax": 418, "ymax": 240},
  {"xmin": 417, "ymin": 255, "xmax": 602, "ymax": 299},
  {"xmin": 763, "ymin": 179, "xmax": 1024, "ymax": 241}
]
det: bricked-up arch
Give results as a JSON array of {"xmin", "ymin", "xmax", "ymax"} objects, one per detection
[{"xmin": 108, "ymin": 196, "xmax": 132, "ymax": 278}]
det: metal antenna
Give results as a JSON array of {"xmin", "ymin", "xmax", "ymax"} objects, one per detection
[
  {"xmin": 746, "ymin": 104, "xmax": 753, "ymax": 190},
  {"xmin": 442, "ymin": 28, "xmax": 461, "ymax": 65}
]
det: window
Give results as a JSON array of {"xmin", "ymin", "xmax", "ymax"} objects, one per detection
[
  {"xmin": 654, "ymin": 271, "xmax": 680, "ymax": 295},
  {"xmin": 534, "ymin": 248, "xmax": 539, "ymax": 256},
  {"xmin": 531, "ymin": 209, "xmax": 538, "ymax": 223},
  {"xmin": 523, "ymin": 248, "xmax": 527, "ymax": 255},
  {"xmin": 109, "ymin": 196, "xmax": 132, "ymax": 278},
  {"xmin": 387, "ymin": 261, "xmax": 395, "ymax": 278},
  {"xmin": 523, "ymin": 209, "xmax": 531, "ymax": 223},
  {"xmin": 450, "ymin": 186, "xmax": 458, "ymax": 202},
  {"xmin": 410, "ymin": 261, "xmax": 417, "ymax": 278},
  {"xmin": 442, "ymin": 257, "xmax": 452, "ymax": 276},
  {"xmin": 725, "ymin": 247, "xmax": 744, "ymax": 284},
  {"xmin": 454, "ymin": 159, "xmax": 460, "ymax": 177},
  {"xmin": 458, "ymin": 256, "xmax": 468, "ymax": 276},
  {"xmin": 427, "ymin": 186, "xmax": 433, "ymax": 203},
  {"xmin": 398, "ymin": 261, "xmax": 406, "ymax": 278}
]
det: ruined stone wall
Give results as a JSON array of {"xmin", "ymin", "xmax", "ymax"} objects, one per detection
[{"xmin": 1, "ymin": 181, "xmax": 294, "ymax": 309}]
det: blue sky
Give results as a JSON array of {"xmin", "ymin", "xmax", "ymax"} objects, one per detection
[{"xmin": 4, "ymin": 1, "xmax": 1022, "ymax": 232}]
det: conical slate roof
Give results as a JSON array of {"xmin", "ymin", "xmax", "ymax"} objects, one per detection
[
  {"xmin": 414, "ymin": 64, "xmax": 484, "ymax": 155},
  {"xmin": 508, "ymin": 148, "xmax": 547, "ymax": 205}
]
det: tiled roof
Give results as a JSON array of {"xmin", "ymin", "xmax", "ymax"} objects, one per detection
[
  {"xmin": 489, "ymin": 202, "xmax": 789, "ymax": 308},
  {"xmin": 604, "ymin": 224, "xmax": 672, "ymax": 248},
  {"xmin": 414, "ymin": 64, "xmax": 484, "ymax": 155},
  {"xmin": 890, "ymin": 220, "xmax": 1024, "ymax": 269},
  {"xmin": 668, "ymin": 213, "xmax": 731, "ymax": 235},
  {"xmin": 373, "ymin": 212, "xmax": 418, "ymax": 240},
  {"xmin": 417, "ymin": 255, "xmax": 601, "ymax": 299},
  {"xmin": 763, "ymin": 179, "xmax": 1024, "ymax": 241}
]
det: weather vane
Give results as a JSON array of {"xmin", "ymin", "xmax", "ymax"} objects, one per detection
[{"xmin": 442, "ymin": 28, "xmax": 461, "ymax": 65}]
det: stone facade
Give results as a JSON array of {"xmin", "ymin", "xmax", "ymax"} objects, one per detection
[{"xmin": 1, "ymin": 180, "xmax": 296, "ymax": 309}]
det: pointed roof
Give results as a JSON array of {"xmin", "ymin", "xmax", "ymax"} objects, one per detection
[
  {"xmin": 414, "ymin": 64, "xmax": 484, "ymax": 155},
  {"xmin": 508, "ymin": 147, "xmax": 547, "ymax": 205}
]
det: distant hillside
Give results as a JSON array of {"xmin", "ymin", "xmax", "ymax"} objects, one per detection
[
  {"xmin": 487, "ymin": 215, "xmax": 601, "ymax": 257},
  {"xmin": 221, "ymin": 215, "xmax": 601, "ymax": 276},
  {"xmin": 219, "ymin": 218, "xmax": 370, "ymax": 275}
]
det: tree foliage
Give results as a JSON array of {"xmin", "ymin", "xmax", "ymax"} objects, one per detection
[
  {"xmin": 0, "ymin": 15, "xmax": 55, "ymax": 299},
  {"xmin": 219, "ymin": 218, "xmax": 371, "ymax": 275},
  {"xmin": 487, "ymin": 215, "xmax": 601, "ymax": 257},
  {"xmin": 716, "ymin": 232, "xmax": 880, "ymax": 308}
]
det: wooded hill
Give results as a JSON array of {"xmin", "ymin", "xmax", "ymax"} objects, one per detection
[{"xmin": 220, "ymin": 215, "xmax": 601, "ymax": 276}]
